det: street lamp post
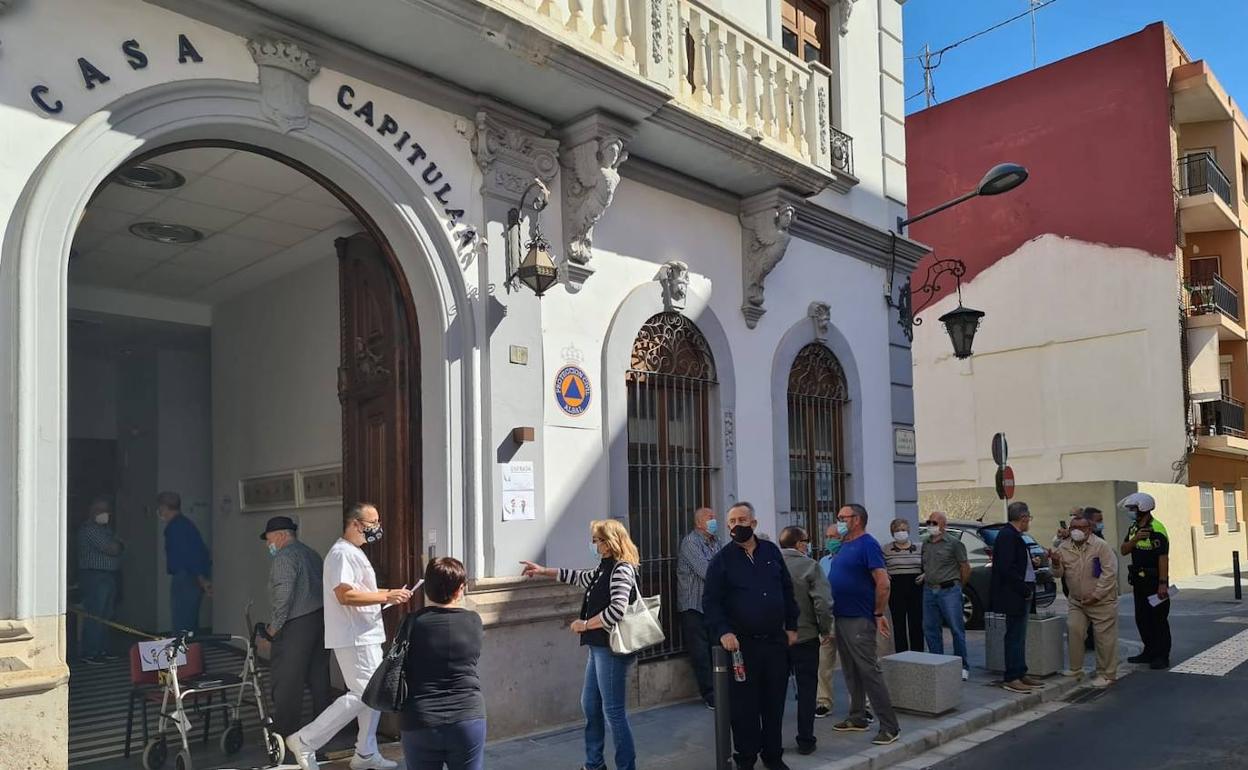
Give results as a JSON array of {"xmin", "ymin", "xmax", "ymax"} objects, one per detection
[{"xmin": 885, "ymin": 163, "xmax": 1028, "ymax": 358}]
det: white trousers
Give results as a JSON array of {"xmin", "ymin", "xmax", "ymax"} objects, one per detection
[{"xmin": 293, "ymin": 643, "xmax": 383, "ymax": 756}]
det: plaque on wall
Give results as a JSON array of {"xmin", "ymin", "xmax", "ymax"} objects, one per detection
[
  {"xmin": 239, "ymin": 472, "xmax": 298, "ymax": 512},
  {"xmin": 301, "ymin": 465, "xmax": 344, "ymax": 505}
]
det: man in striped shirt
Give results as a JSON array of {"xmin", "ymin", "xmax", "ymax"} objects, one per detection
[
  {"xmin": 677, "ymin": 507, "xmax": 721, "ymax": 708},
  {"xmin": 77, "ymin": 497, "xmax": 125, "ymax": 664}
]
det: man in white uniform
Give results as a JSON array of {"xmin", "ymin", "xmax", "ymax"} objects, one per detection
[{"xmin": 287, "ymin": 502, "xmax": 412, "ymax": 770}]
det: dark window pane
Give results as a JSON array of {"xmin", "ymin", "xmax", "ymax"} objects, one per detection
[
  {"xmin": 782, "ymin": 28, "xmax": 798, "ymax": 55},
  {"xmin": 804, "ymin": 42, "xmax": 820, "ymax": 63}
]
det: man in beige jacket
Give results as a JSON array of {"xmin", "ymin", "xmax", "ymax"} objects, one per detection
[{"xmin": 1049, "ymin": 514, "xmax": 1119, "ymax": 687}]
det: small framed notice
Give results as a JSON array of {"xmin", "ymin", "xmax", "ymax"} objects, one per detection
[
  {"xmin": 894, "ymin": 428, "xmax": 917, "ymax": 457},
  {"xmin": 500, "ymin": 461, "xmax": 536, "ymax": 521}
]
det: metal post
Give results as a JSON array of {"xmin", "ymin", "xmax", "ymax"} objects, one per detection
[
  {"xmin": 712, "ymin": 646, "xmax": 733, "ymax": 769},
  {"xmin": 1234, "ymin": 551, "xmax": 1242, "ymax": 601}
]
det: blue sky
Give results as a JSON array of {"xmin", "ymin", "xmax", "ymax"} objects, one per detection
[{"xmin": 902, "ymin": 0, "xmax": 1248, "ymax": 114}]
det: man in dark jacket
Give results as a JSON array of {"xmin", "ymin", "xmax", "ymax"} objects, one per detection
[
  {"xmin": 704, "ymin": 502, "xmax": 800, "ymax": 770},
  {"xmin": 990, "ymin": 501, "xmax": 1043, "ymax": 693}
]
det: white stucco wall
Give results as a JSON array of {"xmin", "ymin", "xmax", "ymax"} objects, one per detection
[{"xmin": 914, "ymin": 234, "xmax": 1185, "ymax": 490}]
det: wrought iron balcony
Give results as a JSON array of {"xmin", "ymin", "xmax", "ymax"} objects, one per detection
[
  {"xmin": 1179, "ymin": 152, "xmax": 1233, "ymax": 207},
  {"xmin": 1187, "ymin": 273, "xmax": 1240, "ymax": 321},
  {"xmin": 1199, "ymin": 395, "xmax": 1247, "ymax": 439}
]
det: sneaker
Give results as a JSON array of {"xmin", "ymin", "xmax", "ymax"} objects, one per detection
[
  {"xmin": 1060, "ymin": 669, "xmax": 1084, "ymax": 679},
  {"xmin": 961, "ymin": 668, "xmax": 970, "ymax": 682},
  {"xmin": 285, "ymin": 734, "xmax": 319, "ymax": 770},
  {"xmin": 1149, "ymin": 659, "xmax": 1170, "ymax": 670},
  {"xmin": 865, "ymin": 709, "xmax": 875, "ymax": 724},
  {"xmin": 814, "ymin": 705, "xmax": 831, "ymax": 718},
  {"xmin": 1089, "ymin": 676, "xmax": 1113, "ymax": 688},
  {"xmin": 1002, "ymin": 680, "xmax": 1033, "ymax": 694},
  {"xmin": 832, "ymin": 719, "xmax": 870, "ymax": 732},
  {"xmin": 1020, "ymin": 676, "xmax": 1046, "ymax": 688},
  {"xmin": 797, "ymin": 741, "xmax": 816, "ymax": 755},
  {"xmin": 763, "ymin": 760, "xmax": 792, "ymax": 770},
  {"xmin": 872, "ymin": 730, "xmax": 900, "ymax": 745},
  {"xmin": 350, "ymin": 753, "xmax": 398, "ymax": 770},
  {"xmin": 705, "ymin": 698, "xmax": 716, "ymax": 711},
  {"xmin": 1127, "ymin": 653, "xmax": 1150, "ymax": 664}
]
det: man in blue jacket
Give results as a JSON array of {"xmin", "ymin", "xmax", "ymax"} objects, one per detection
[
  {"xmin": 158, "ymin": 491, "xmax": 212, "ymax": 633},
  {"xmin": 990, "ymin": 501, "xmax": 1043, "ymax": 693},
  {"xmin": 704, "ymin": 502, "xmax": 800, "ymax": 770}
]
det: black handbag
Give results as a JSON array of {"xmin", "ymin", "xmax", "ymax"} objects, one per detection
[{"xmin": 362, "ymin": 612, "xmax": 417, "ymax": 712}]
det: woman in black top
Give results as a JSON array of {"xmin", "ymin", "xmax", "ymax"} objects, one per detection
[
  {"xmin": 400, "ymin": 557, "xmax": 485, "ymax": 770},
  {"xmin": 520, "ymin": 518, "xmax": 641, "ymax": 770}
]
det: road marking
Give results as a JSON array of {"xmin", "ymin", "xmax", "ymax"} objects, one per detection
[
  {"xmin": 1170, "ymin": 629, "xmax": 1248, "ymax": 676},
  {"xmin": 1214, "ymin": 616, "xmax": 1248, "ymax": 625}
]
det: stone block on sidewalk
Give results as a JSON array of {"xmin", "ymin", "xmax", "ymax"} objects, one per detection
[
  {"xmin": 881, "ymin": 650, "xmax": 963, "ymax": 715},
  {"xmin": 984, "ymin": 612, "xmax": 1066, "ymax": 676}
]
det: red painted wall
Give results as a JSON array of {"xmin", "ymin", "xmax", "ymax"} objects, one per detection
[{"xmin": 905, "ymin": 23, "xmax": 1175, "ymax": 308}]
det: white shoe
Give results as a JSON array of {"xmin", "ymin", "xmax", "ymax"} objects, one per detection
[
  {"xmin": 1089, "ymin": 676, "xmax": 1113, "ymax": 688},
  {"xmin": 351, "ymin": 752, "xmax": 399, "ymax": 770},
  {"xmin": 286, "ymin": 733, "xmax": 319, "ymax": 770},
  {"xmin": 961, "ymin": 669, "xmax": 970, "ymax": 681},
  {"xmin": 1060, "ymin": 669, "xmax": 1084, "ymax": 679}
]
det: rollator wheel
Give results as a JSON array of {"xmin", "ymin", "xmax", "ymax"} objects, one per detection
[
  {"xmin": 174, "ymin": 748, "xmax": 194, "ymax": 770},
  {"xmin": 220, "ymin": 721, "xmax": 244, "ymax": 755},
  {"xmin": 141, "ymin": 737, "xmax": 168, "ymax": 770},
  {"xmin": 264, "ymin": 731, "xmax": 286, "ymax": 766}
]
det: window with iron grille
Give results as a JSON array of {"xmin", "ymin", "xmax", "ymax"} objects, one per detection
[
  {"xmin": 787, "ymin": 344, "xmax": 849, "ymax": 553},
  {"xmin": 1225, "ymin": 487, "xmax": 1240, "ymax": 533},
  {"xmin": 626, "ymin": 312, "xmax": 718, "ymax": 660},
  {"xmin": 1200, "ymin": 484, "xmax": 1217, "ymax": 536}
]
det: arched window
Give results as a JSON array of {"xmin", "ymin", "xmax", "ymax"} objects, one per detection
[
  {"xmin": 787, "ymin": 343, "xmax": 849, "ymax": 549},
  {"xmin": 626, "ymin": 312, "xmax": 718, "ymax": 659}
]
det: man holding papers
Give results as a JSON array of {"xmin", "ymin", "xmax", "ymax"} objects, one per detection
[{"xmin": 286, "ymin": 503, "xmax": 412, "ymax": 770}]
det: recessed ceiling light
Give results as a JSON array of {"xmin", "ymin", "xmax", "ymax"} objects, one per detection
[
  {"xmin": 113, "ymin": 162, "xmax": 186, "ymax": 190},
  {"xmin": 129, "ymin": 221, "xmax": 203, "ymax": 244}
]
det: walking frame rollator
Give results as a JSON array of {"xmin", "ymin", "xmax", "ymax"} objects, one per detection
[{"xmin": 141, "ymin": 603, "xmax": 284, "ymax": 770}]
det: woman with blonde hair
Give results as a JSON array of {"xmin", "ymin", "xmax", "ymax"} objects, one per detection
[{"xmin": 520, "ymin": 519, "xmax": 641, "ymax": 770}]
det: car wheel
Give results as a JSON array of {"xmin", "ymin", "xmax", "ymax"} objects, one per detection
[{"xmin": 963, "ymin": 588, "xmax": 985, "ymax": 630}]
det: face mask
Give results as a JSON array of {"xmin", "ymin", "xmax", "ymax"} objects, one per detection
[
  {"xmin": 730, "ymin": 524, "xmax": 754, "ymax": 543},
  {"xmin": 706, "ymin": 519, "xmax": 719, "ymax": 536},
  {"xmin": 1070, "ymin": 529, "xmax": 1088, "ymax": 543},
  {"xmin": 835, "ymin": 521, "xmax": 850, "ymax": 539},
  {"xmin": 94, "ymin": 512, "xmax": 110, "ymax": 525},
  {"xmin": 267, "ymin": 542, "xmax": 278, "ymax": 557},
  {"xmin": 592, "ymin": 542, "xmax": 603, "ymax": 560},
  {"xmin": 1093, "ymin": 523, "xmax": 1105, "ymax": 535},
  {"xmin": 926, "ymin": 524, "xmax": 941, "ymax": 539},
  {"xmin": 362, "ymin": 524, "xmax": 383, "ymax": 544},
  {"xmin": 893, "ymin": 530, "xmax": 910, "ymax": 544},
  {"xmin": 824, "ymin": 539, "xmax": 842, "ymax": 555}
]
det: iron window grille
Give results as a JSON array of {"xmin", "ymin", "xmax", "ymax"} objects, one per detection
[{"xmin": 786, "ymin": 343, "xmax": 849, "ymax": 554}]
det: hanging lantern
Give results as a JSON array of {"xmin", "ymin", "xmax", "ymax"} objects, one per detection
[
  {"xmin": 939, "ymin": 304, "xmax": 986, "ymax": 359},
  {"xmin": 515, "ymin": 236, "xmax": 559, "ymax": 297}
]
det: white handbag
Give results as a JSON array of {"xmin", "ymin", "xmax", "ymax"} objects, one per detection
[{"xmin": 608, "ymin": 593, "xmax": 666, "ymax": 655}]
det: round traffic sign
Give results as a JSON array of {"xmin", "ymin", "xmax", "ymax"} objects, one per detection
[
  {"xmin": 995, "ymin": 466, "xmax": 1016, "ymax": 500},
  {"xmin": 991, "ymin": 432, "xmax": 1009, "ymax": 467}
]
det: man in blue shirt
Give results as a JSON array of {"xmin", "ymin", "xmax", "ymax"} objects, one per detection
[
  {"xmin": 825, "ymin": 504, "xmax": 899, "ymax": 746},
  {"xmin": 158, "ymin": 491, "xmax": 212, "ymax": 633},
  {"xmin": 703, "ymin": 502, "xmax": 799, "ymax": 770}
]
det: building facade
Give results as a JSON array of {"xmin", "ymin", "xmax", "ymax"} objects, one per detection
[
  {"xmin": 907, "ymin": 22, "xmax": 1248, "ymax": 579},
  {"xmin": 0, "ymin": 0, "xmax": 922, "ymax": 764}
]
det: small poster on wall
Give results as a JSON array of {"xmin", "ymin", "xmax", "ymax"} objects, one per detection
[{"xmin": 501, "ymin": 461, "xmax": 535, "ymax": 521}]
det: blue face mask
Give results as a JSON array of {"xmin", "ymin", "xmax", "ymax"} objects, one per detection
[
  {"xmin": 267, "ymin": 542, "xmax": 278, "ymax": 557},
  {"xmin": 835, "ymin": 521, "xmax": 850, "ymax": 539},
  {"xmin": 1093, "ymin": 522, "xmax": 1105, "ymax": 535},
  {"xmin": 824, "ymin": 538, "xmax": 842, "ymax": 555},
  {"xmin": 706, "ymin": 519, "xmax": 719, "ymax": 536},
  {"xmin": 592, "ymin": 542, "xmax": 602, "ymax": 560}
]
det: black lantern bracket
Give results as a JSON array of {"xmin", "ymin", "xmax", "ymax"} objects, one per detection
[{"xmin": 506, "ymin": 179, "xmax": 552, "ymax": 292}]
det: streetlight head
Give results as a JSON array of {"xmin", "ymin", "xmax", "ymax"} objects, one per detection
[
  {"xmin": 938, "ymin": 304, "xmax": 986, "ymax": 359},
  {"xmin": 516, "ymin": 237, "xmax": 559, "ymax": 297},
  {"xmin": 976, "ymin": 163, "xmax": 1028, "ymax": 197}
]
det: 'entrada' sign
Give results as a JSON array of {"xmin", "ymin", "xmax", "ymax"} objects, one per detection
[{"xmin": 29, "ymin": 34, "xmax": 205, "ymax": 114}]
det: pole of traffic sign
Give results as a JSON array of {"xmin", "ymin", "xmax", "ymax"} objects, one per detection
[{"xmin": 712, "ymin": 646, "xmax": 733, "ymax": 768}]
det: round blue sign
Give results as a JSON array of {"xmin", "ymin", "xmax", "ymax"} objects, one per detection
[{"xmin": 554, "ymin": 365, "xmax": 592, "ymax": 416}]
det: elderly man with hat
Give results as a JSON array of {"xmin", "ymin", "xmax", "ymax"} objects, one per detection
[{"xmin": 261, "ymin": 515, "xmax": 332, "ymax": 745}]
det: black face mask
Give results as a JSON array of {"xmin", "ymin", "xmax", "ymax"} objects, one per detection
[
  {"xmin": 730, "ymin": 524, "xmax": 754, "ymax": 544},
  {"xmin": 362, "ymin": 524, "xmax": 384, "ymax": 544}
]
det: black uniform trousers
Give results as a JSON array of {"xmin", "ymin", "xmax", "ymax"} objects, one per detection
[
  {"xmin": 888, "ymin": 574, "xmax": 924, "ymax": 653},
  {"xmin": 788, "ymin": 638, "xmax": 820, "ymax": 750},
  {"xmin": 681, "ymin": 610, "xmax": 714, "ymax": 700},
  {"xmin": 729, "ymin": 636, "xmax": 789, "ymax": 765},
  {"xmin": 1132, "ymin": 579, "xmax": 1171, "ymax": 663},
  {"xmin": 269, "ymin": 609, "xmax": 332, "ymax": 738}
]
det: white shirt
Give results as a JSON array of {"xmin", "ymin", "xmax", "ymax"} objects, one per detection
[{"xmin": 322, "ymin": 538, "xmax": 385, "ymax": 649}]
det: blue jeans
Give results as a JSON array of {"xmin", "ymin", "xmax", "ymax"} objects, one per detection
[
  {"xmin": 922, "ymin": 585, "xmax": 968, "ymax": 669},
  {"xmin": 80, "ymin": 569, "xmax": 118, "ymax": 657},
  {"xmin": 581, "ymin": 645, "xmax": 635, "ymax": 770},
  {"xmin": 1004, "ymin": 612, "xmax": 1029, "ymax": 682},
  {"xmin": 170, "ymin": 572, "xmax": 203, "ymax": 633},
  {"xmin": 401, "ymin": 718, "xmax": 486, "ymax": 770}
]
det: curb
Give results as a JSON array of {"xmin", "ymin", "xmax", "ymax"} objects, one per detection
[{"xmin": 806, "ymin": 673, "xmax": 1089, "ymax": 770}]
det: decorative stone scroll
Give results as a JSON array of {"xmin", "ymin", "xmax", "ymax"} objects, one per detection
[
  {"xmin": 808, "ymin": 301, "xmax": 831, "ymax": 341},
  {"xmin": 558, "ymin": 112, "xmax": 636, "ymax": 291},
  {"xmin": 247, "ymin": 36, "xmax": 321, "ymax": 133},
  {"xmin": 470, "ymin": 110, "xmax": 560, "ymax": 201},
  {"xmin": 837, "ymin": 0, "xmax": 859, "ymax": 35},
  {"xmin": 659, "ymin": 260, "xmax": 690, "ymax": 312},
  {"xmin": 739, "ymin": 189, "xmax": 801, "ymax": 329}
]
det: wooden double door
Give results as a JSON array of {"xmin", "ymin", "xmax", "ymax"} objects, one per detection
[{"xmin": 337, "ymin": 232, "xmax": 421, "ymax": 628}]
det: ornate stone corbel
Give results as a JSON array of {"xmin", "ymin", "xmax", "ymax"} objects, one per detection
[
  {"xmin": 739, "ymin": 189, "xmax": 801, "ymax": 329},
  {"xmin": 659, "ymin": 260, "xmax": 690, "ymax": 312},
  {"xmin": 558, "ymin": 113, "xmax": 636, "ymax": 292},
  {"xmin": 470, "ymin": 110, "xmax": 560, "ymax": 201},
  {"xmin": 808, "ymin": 301, "xmax": 831, "ymax": 340},
  {"xmin": 247, "ymin": 36, "xmax": 321, "ymax": 133},
  {"xmin": 837, "ymin": 0, "xmax": 859, "ymax": 35}
]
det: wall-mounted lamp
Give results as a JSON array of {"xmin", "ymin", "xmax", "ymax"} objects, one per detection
[{"xmin": 507, "ymin": 179, "xmax": 559, "ymax": 298}]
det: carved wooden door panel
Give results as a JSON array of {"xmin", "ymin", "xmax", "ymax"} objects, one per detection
[{"xmin": 338, "ymin": 232, "xmax": 420, "ymax": 631}]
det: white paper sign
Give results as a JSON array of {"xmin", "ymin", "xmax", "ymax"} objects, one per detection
[
  {"xmin": 502, "ymin": 491, "xmax": 536, "ymax": 521},
  {"xmin": 138, "ymin": 638, "xmax": 187, "ymax": 672},
  {"xmin": 501, "ymin": 461, "xmax": 534, "ymax": 492},
  {"xmin": 501, "ymin": 460, "xmax": 536, "ymax": 521}
]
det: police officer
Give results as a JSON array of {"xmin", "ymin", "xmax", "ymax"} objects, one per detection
[{"xmin": 1119, "ymin": 492, "xmax": 1171, "ymax": 669}]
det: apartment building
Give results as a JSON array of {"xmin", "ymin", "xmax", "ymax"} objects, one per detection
[{"xmin": 906, "ymin": 22, "xmax": 1248, "ymax": 580}]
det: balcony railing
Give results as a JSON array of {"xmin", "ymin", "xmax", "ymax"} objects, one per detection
[
  {"xmin": 1179, "ymin": 152, "xmax": 1233, "ymax": 207},
  {"xmin": 490, "ymin": 0, "xmax": 847, "ymax": 175},
  {"xmin": 1188, "ymin": 273, "xmax": 1240, "ymax": 321},
  {"xmin": 1200, "ymin": 396, "xmax": 1247, "ymax": 439}
]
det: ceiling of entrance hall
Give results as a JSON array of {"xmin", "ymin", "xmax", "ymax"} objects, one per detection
[{"xmin": 70, "ymin": 148, "xmax": 361, "ymax": 303}]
